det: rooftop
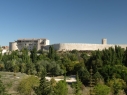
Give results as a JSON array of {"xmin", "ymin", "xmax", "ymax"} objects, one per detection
[{"xmin": 17, "ymin": 38, "xmax": 47, "ymax": 41}]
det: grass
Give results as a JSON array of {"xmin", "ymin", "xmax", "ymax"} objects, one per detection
[{"xmin": 0, "ymin": 71, "xmax": 28, "ymax": 95}]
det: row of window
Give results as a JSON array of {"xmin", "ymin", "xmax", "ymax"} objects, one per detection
[
  {"xmin": 17, "ymin": 41, "xmax": 38, "ymax": 42},
  {"xmin": 17, "ymin": 44, "xmax": 37, "ymax": 45}
]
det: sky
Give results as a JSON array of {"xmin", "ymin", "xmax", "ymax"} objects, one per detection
[{"xmin": 0, "ymin": 0, "xmax": 127, "ymax": 46}]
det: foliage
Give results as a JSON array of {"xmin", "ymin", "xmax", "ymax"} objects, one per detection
[
  {"xmin": 0, "ymin": 45, "xmax": 127, "ymax": 94},
  {"xmin": 93, "ymin": 71, "xmax": 104, "ymax": 84},
  {"xmin": 50, "ymin": 78, "xmax": 57, "ymax": 95},
  {"xmin": 48, "ymin": 46, "xmax": 55, "ymax": 60},
  {"xmin": 34, "ymin": 70, "xmax": 52, "ymax": 95},
  {"xmin": 30, "ymin": 47, "xmax": 37, "ymax": 63},
  {"xmin": 78, "ymin": 67, "xmax": 90, "ymax": 85},
  {"xmin": 93, "ymin": 84, "xmax": 110, "ymax": 95},
  {"xmin": 17, "ymin": 75, "xmax": 39, "ymax": 95},
  {"xmin": 21, "ymin": 48, "xmax": 31, "ymax": 63},
  {"xmin": 107, "ymin": 78, "xmax": 126, "ymax": 95},
  {"xmin": 54, "ymin": 80, "xmax": 68, "ymax": 95},
  {"xmin": 0, "ymin": 75, "xmax": 10, "ymax": 95},
  {"xmin": 72, "ymin": 73, "xmax": 83, "ymax": 95}
]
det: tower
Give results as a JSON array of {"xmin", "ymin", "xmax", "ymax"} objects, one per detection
[{"xmin": 102, "ymin": 38, "xmax": 107, "ymax": 44}]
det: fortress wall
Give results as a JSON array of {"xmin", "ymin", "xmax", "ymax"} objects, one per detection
[
  {"xmin": 44, "ymin": 43, "xmax": 127, "ymax": 51},
  {"xmin": 116, "ymin": 45, "xmax": 127, "ymax": 49},
  {"xmin": 58, "ymin": 43, "xmax": 112, "ymax": 51}
]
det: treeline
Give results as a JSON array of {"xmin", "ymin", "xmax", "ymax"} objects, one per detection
[{"xmin": 0, "ymin": 46, "xmax": 127, "ymax": 95}]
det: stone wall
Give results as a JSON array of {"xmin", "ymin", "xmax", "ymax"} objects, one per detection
[{"xmin": 44, "ymin": 43, "xmax": 127, "ymax": 51}]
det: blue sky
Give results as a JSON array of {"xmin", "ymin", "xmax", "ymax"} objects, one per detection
[{"xmin": 0, "ymin": 0, "xmax": 127, "ymax": 46}]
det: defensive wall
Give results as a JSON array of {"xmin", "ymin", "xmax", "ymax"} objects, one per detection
[{"xmin": 44, "ymin": 43, "xmax": 127, "ymax": 51}]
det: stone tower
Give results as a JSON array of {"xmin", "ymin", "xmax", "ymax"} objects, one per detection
[{"xmin": 102, "ymin": 38, "xmax": 107, "ymax": 44}]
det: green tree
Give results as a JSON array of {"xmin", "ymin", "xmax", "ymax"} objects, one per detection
[
  {"xmin": 123, "ymin": 47, "xmax": 127, "ymax": 66},
  {"xmin": 0, "ymin": 47, "xmax": 2, "ymax": 61},
  {"xmin": 107, "ymin": 78, "xmax": 126, "ymax": 95},
  {"xmin": 50, "ymin": 78, "xmax": 57, "ymax": 95},
  {"xmin": 17, "ymin": 75, "xmax": 39, "ymax": 95},
  {"xmin": 48, "ymin": 46, "xmax": 55, "ymax": 60},
  {"xmin": 93, "ymin": 71, "xmax": 103, "ymax": 84},
  {"xmin": 21, "ymin": 48, "xmax": 31, "ymax": 63},
  {"xmin": 50, "ymin": 63, "xmax": 64, "ymax": 76},
  {"xmin": 20, "ymin": 63, "xmax": 26, "ymax": 73},
  {"xmin": 0, "ymin": 62, "xmax": 5, "ymax": 71},
  {"xmin": 78, "ymin": 67, "xmax": 90, "ymax": 85},
  {"xmin": 54, "ymin": 80, "xmax": 68, "ymax": 95},
  {"xmin": 30, "ymin": 47, "xmax": 37, "ymax": 63},
  {"xmin": 81, "ymin": 52, "xmax": 90, "ymax": 64},
  {"xmin": 34, "ymin": 70, "xmax": 51, "ymax": 95},
  {"xmin": 93, "ymin": 84, "xmax": 110, "ymax": 95},
  {"xmin": 26, "ymin": 63, "xmax": 36, "ymax": 75},
  {"xmin": 72, "ymin": 73, "xmax": 82, "ymax": 95}
]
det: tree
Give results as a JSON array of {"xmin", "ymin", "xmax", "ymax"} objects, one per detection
[
  {"xmin": 123, "ymin": 47, "xmax": 127, "ymax": 66},
  {"xmin": 26, "ymin": 63, "xmax": 36, "ymax": 75},
  {"xmin": 50, "ymin": 63, "xmax": 64, "ymax": 76},
  {"xmin": 0, "ymin": 62, "xmax": 5, "ymax": 71},
  {"xmin": 72, "ymin": 73, "xmax": 83, "ymax": 95},
  {"xmin": 50, "ymin": 78, "xmax": 57, "ymax": 95},
  {"xmin": 17, "ymin": 75, "xmax": 39, "ymax": 95},
  {"xmin": 20, "ymin": 63, "xmax": 26, "ymax": 73},
  {"xmin": 34, "ymin": 70, "xmax": 51, "ymax": 95},
  {"xmin": 93, "ymin": 71, "xmax": 103, "ymax": 85},
  {"xmin": 0, "ymin": 47, "xmax": 2, "ymax": 61},
  {"xmin": 78, "ymin": 67, "xmax": 90, "ymax": 85},
  {"xmin": 21, "ymin": 48, "xmax": 31, "ymax": 63},
  {"xmin": 93, "ymin": 84, "xmax": 110, "ymax": 95},
  {"xmin": 54, "ymin": 80, "xmax": 68, "ymax": 95},
  {"xmin": 107, "ymin": 78, "xmax": 126, "ymax": 95},
  {"xmin": 30, "ymin": 47, "xmax": 37, "ymax": 63},
  {"xmin": 48, "ymin": 46, "xmax": 55, "ymax": 60}
]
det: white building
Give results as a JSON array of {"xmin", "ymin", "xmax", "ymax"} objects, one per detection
[{"xmin": 9, "ymin": 38, "xmax": 50, "ymax": 51}]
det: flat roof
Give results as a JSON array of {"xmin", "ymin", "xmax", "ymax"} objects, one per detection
[{"xmin": 17, "ymin": 38, "xmax": 47, "ymax": 41}]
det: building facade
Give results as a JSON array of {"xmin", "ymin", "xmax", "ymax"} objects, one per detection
[{"xmin": 9, "ymin": 38, "xmax": 49, "ymax": 51}]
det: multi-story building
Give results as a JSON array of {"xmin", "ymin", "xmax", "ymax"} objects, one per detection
[{"xmin": 9, "ymin": 38, "xmax": 49, "ymax": 51}]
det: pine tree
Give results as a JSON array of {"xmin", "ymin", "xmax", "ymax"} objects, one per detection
[
  {"xmin": 34, "ymin": 69, "xmax": 51, "ymax": 95},
  {"xmin": 72, "ymin": 73, "xmax": 82, "ymax": 95},
  {"xmin": 48, "ymin": 46, "xmax": 55, "ymax": 60},
  {"xmin": 54, "ymin": 80, "xmax": 68, "ymax": 95},
  {"xmin": 30, "ymin": 47, "xmax": 37, "ymax": 63}
]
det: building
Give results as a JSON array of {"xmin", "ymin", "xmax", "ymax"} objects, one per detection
[
  {"xmin": 9, "ymin": 38, "xmax": 50, "ymax": 51},
  {"xmin": 0, "ymin": 46, "xmax": 9, "ymax": 54},
  {"xmin": 44, "ymin": 39, "xmax": 127, "ymax": 51},
  {"xmin": 9, "ymin": 38, "xmax": 127, "ymax": 51}
]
